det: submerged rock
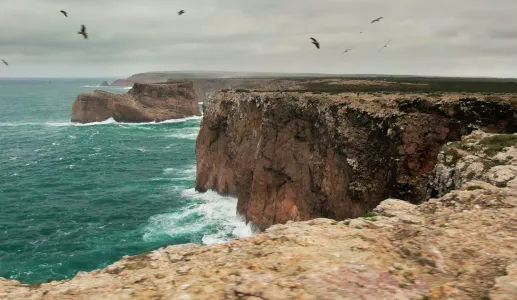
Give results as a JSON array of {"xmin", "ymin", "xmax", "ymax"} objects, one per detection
[{"xmin": 71, "ymin": 81, "xmax": 201, "ymax": 123}]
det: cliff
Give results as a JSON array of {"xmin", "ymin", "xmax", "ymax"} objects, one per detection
[
  {"xmin": 2, "ymin": 134, "xmax": 517, "ymax": 299},
  {"xmin": 71, "ymin": 81, "xmax": 201, "ymax": 123},
  {"xmin": 196, "ymin": 91, "xmax": 517, "ymax": 229}
]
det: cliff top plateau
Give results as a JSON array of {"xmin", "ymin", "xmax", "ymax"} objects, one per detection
[{"xmin": 1, "ymin": 130, "xmax": 517, "ymax": 299}]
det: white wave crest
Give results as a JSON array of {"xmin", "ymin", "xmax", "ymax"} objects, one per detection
[
  {"xmin": 0, "ymin": 116, "xmax": 202, "ymax": 128},
  {"xmin": 143, "ymin": 188, "xmax": 254, "ymax": 245}
]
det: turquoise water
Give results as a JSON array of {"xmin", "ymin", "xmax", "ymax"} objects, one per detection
[{"xmin": 0, "ymin": 78, "xmax": 251, "ymax": 283}]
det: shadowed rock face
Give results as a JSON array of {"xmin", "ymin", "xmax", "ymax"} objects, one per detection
[
  {"xmin": 71, "ymin": 82, "xmax": 201, "ymax": 123},
  {"xmin": 196, "ymin": 91, "xmax": 517, "ymax": 229}
]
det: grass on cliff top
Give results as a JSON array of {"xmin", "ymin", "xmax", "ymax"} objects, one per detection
[
  {"xmin": 479, "ymin": 134, "xmax": 517, "ymax": 156},
  {"xmin": 300, "ymin": 78, "xmax": 517, "ymax": 94}
]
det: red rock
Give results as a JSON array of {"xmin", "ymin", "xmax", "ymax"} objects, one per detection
[
  {"xmin": 71, "ymin": 81, "xmax": 201, "ymax": 123},
  {"xmin": 196, "ymin": 92, "xmax": 517, "ymax": 230}
]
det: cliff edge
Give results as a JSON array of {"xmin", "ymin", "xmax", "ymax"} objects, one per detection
[
  {"xmin": 2, "ymin": 132, "xmax": 517, "ymax": 299},
  {"xmin": 71, "ymin": 81, "xmax": 201, "ymax": 123},
  {"xmin": 196, "ymin": 91, "xmax": 517, "ymax": 229}
]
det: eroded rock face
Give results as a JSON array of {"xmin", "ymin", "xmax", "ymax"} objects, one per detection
[
  {"xmin": 71, "ymin": 82, "xmax": 201, "ymax": 123},
  {"xmin": 2, "ymin": 165, "xmax": 517, "ymax": 299},
  {"xmin": 196, "ymin": 92, "xmax": 517, "ymax": 229}
]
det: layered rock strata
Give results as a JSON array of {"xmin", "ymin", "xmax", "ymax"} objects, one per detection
[
  {"xmin": 196, "ymin": 92, "xmax": 517, "ymax": 229},
  {"xmin": 71, "ymin": 81, "xmax": 201, "ymax": 123},
  {"xmin": 2, "ymin": 134, "xmax": 517, "ymax": 299}
]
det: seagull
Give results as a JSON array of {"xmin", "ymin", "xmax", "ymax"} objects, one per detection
[
  {"xmin": 371, "ymin": 17, "xmax": 383, "ymax": 24},
  {"xmin": 378, "ymin": 40, "xmax": 391, "ymax": 52},
  {"xmin": 310, "ymin": 37, "xmax": 320, "ymax": 49},
  {"xmin": 342, "ymin": 49, "xmax": 352, "ymax": 54},
  {"xmin": 1, "ymin": 59, "xmax": 8, "ymax": 66},
  {"xmin": 78, "ymin": 24, "xmax": 88, "ymax": 39},
  {"xmin": 178, "ymin": 10, "xmax": 185, "ymax": 15},
  {"xmin": 60, "ymin": 10, "xmax": 68, "ymax": 17}
]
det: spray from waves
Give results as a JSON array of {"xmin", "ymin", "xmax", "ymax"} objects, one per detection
[
  {"xmin": 143, "ymin": 188, "xmax": 254, "ymax": 245},
  {"xmin": 167, "ymin": 127, "xmax": 200, "ymax": 140},
  {"xmin": 0, "ymin": 116, "xmax": 202, "ymax": 128}
]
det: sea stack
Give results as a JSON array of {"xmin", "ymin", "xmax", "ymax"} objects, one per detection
[{"xmin": 71, "ymin": 81, "xmax": 201, "ymax": 123}]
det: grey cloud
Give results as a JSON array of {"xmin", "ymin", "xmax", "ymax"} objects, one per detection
[{"xmin": 1, "ymin": 0, "xmax": 517, "ymax": 77}]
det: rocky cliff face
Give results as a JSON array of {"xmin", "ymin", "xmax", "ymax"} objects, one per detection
[
  {"xmin": 196, "ymin": 92, "xmax": 517, "ymax": 229},
  {"xmin": 71, "ymin": 82, "xmax": 201, "ymax": 123},
  {"xmin": 3, "ymin": 136, "xmax": 517, "ymax": 299}
]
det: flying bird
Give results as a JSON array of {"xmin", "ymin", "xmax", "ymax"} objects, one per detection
[
  {"xmin": 60, "ymin": 10, "xmax": 68, "ymax": 17},
  {"xmin": 310, "ymin": 37, "xmax": 320, "ymax": 49},
  {"xmin": 78, "ymin": 24, "xmax": 88, "ymax": 39},
  {"xmin": 342, "ymin": 49, "xmax": 352, "ymax": 54},
  {"xmin": 178, "ymin": 10, "xmax": 185, "ymax": 15},
  {"xmin": 371, "ymin": 17, "xmax": 383, "ymax": 24},
  {"xmin": 378, "ymin": 40, "xmax": 391, "ymax": 52},
  {"xmin": 1, "ymin": 59, "xmax": 8, "ymax": 66}
]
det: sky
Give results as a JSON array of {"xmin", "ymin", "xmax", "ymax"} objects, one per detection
[{"xmin": 1, "ymin": 0, "xmax": 517, "ymax": 78}]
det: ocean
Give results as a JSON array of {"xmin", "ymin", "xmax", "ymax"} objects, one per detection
[{"xmin": 0, "ymin": 78, "xmax": 252, "ymax": 283}]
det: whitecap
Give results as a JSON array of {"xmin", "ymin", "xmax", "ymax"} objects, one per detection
[{"xmin": 142, "ymin": 188, "xmax": 254, "ymax": 244}]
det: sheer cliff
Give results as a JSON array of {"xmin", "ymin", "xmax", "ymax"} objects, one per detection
[{"xmin": 196, "ymin": 91, "xmax": 517, "ymax": 229}]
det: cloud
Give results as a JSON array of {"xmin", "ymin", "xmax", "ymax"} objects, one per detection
[{"xmin": 1, "ymin": 0, "xmax": 517, "ymax": 77}]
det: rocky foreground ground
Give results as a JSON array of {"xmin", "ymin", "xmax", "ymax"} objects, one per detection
[{"xmin": 2, "ymin": 130, "xmax": 517, "ymax": 299}]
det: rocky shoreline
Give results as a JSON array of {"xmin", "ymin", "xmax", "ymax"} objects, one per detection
[
  {"xmin": 71, "ymin": 81, "xmax": 201, "ymax": 123},
  {"xmin": 1, "ymin": 130, "xmax": 516, "ymax": 298},
  {"xmin": 2, "ymin": 81, "xmax": 517, "ymax": 299}
]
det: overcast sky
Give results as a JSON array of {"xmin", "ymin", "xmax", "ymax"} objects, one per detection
[{"xmin": 1, "ymin": 0, "xmax": 516, "ymax": 78}]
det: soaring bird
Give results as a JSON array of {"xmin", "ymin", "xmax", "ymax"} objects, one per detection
[
  {"xmin": 378, "ymin": 40, "xmax": 391, "ymax": 52},
  {"xmin": 342, "ymin": 49, "xmax": 352, "ymax": 54},
  {"xmin": 60, "ymin": 10, "xmax": 68, "ymax": 17},
  {"xmin": 310, "ymin": 37, "xmax": 320, "ymax": 49},
  {"xmin": 78, "ymin": 25, "xmax": 88, "ymax": 39},
  {"xmin": 178, "ymin": 10, "xmax": 185, "ymax": 15},
  {"xmin": 371, "ymin": 17, "xmax": 383, "ymax": 24},
  {"xmin": 1, "ymin": 59, "xmax": 8, "ymax": 66}
]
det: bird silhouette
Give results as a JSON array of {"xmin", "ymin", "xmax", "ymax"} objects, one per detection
[
  {"xmin": 371, "ymin": 17, "xmax": 383, "ymax": 24},
  {"xmin": 342, "ymin": 49, "xmax": 352, "ymax": 54},
  {"xmin": 60, "ymin": 10, "xmax": 68, "ymax": 17},
  {"xmin": 378, "ymin": 40, "xmax": 391, "ymax": 52},
  {"xmin": 310, "ymin": 37, "xmax": 320, "ymax": 49},
  {"xmin": 178, "ymin": 10, "xmax": 185, "ymax": 15},
  {"xmin": 1, "ymin": 59, "xmax": 8, "ymax": 66},
  {"xmin": 78, "ymin": 25, "xmax": 88, "ymax": 39}
]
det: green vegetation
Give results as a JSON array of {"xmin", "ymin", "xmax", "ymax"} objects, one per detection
[
  {"xmin": 361, "ymin": 211, "xmax": 396, "ymax": 218},
  {"xmin": 496, "ymin": 182, "xmax": 508, "ymax": 188},
  {"xmin": 355, "ymin": 225, "xmax": 363, "ymax": 229},
  {"xmin": 439, "ymin": 224, "xmax": 448, "ymax": 228},
  {"xmin": 443, "ymin": 148, "xmax": 461, "ymax": 166},
  {"xmin": 344, "ymin": 220, "xmax": 351, "ymax": 225},
  {"xmin": 479, "ymin": 134, "xmax": 517, "ymax": 156},
  {"xmin": 467, "ymin": 185, "xmax": 483, "ymax": 191},
  {"xmin": 299, "ymin": 76, "xmax": 517, "ymax": 94}
]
